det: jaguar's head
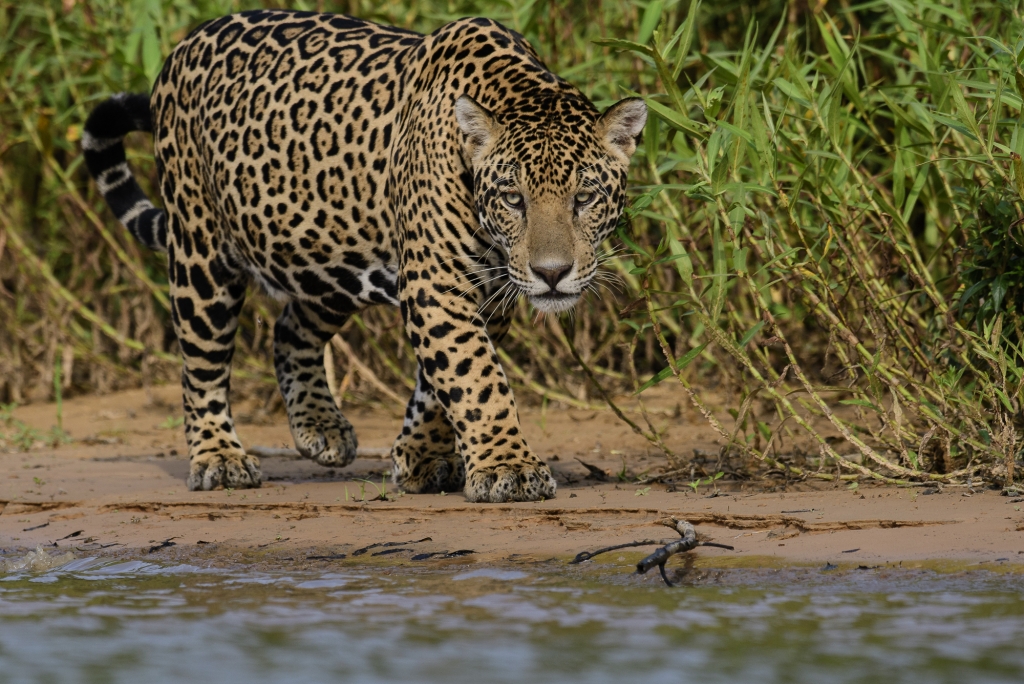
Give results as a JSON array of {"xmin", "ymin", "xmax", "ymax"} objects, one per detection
[{"xmin": 456, "ymin": 92, "xmax": 646, "ymax": 313}]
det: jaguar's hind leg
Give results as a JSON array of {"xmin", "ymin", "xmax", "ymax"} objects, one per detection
[
  {"xmin": 274, "ymin": 301, "xmax": 358, "ymax": 467},
  {"xmin": 171, "ymin": 252, "xmax": 261, "ymax": 491},
  {"xmin": 391, "ymin": 366, "xmax": 464, "ymax": 493}
]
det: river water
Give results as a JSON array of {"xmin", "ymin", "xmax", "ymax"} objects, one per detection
[{"xmin": 1, "ymin": 552, "xmax": 1023, "ymax": 683}]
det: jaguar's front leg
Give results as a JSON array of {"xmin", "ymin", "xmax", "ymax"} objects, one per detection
[
  {"xmin": 391, "ymin": 311, "xmax": 513, "ymax": 494},
  {"xmin": 399, "ymin": 282, "xmax": 555, "ymax": 503}
]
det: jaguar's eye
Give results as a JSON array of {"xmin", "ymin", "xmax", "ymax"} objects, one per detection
[
  {"xmin": 574, "ymin": 191, "xmax": 595, "ymax": 206},
  {"xmin": 503, "ymin": 191, "xmax": 523, "ymax": 208}
]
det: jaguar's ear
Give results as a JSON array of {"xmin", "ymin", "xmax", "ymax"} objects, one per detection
[
  {"xmin": 455, "ymin": 95, "xmax": 499, "ymax": 160},
  {"xmin": 598, "ymin": 98, "xmax": 647, "ymax": 160}
]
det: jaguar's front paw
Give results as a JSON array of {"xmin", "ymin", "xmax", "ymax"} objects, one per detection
[
  {"xmin": 291, "ymin": 416, "xmax": 358, "ymax": 467},
  {"xmin": 187, "ymin": 449, "xmax": 262, "ymax": 491},
  {"xmin": 464, "ymin": 458, "xmax": 556, "ymax": 503},
  {"xmin": 391, "ymin": 447, "xmax": 465, "ymax": 494}
]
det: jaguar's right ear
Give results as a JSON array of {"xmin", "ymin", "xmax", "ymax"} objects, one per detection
[
  {"xmin": 598, "ymin": 98, "xmax": 647, "ymax": 161},
  {"xmin": 455, "ymin": 95, "xmax": 499, "ymax": 161}
]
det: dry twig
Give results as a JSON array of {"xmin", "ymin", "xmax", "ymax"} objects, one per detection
[{"xmin": 571, "ymin": 519, "xmax": 734, "ymax": 587}]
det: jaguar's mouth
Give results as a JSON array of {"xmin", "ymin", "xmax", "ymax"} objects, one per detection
[{"xmin": 529, "ymin": 291, "xmax": 579, "ymax": 313}]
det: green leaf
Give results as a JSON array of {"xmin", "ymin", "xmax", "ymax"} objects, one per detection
[
  {"xmin": 992, "ymin": 274, "xmax": 1008, "ymax": 313},
  {"xmin": 670, "ymin": 0, "xmax": 701, "ymax": 80},
  {"xmin": 803, "ymin": 150, "xmax": 843, "ymax": 161},
  {"xmin": 826, "ymin": 95, "xmax": 842, "ymax": 143},
  {"xmin": 709, "ymin": 221, "xmax": 727, "ymax": 322},
  {"xmin": 902, "ymin": 164, "xmax": 929, "ymax": 224},
  {"xmin": 685, "ymin": 183, "xmax": 716, "ymax": 203},
  {"xmin": 946, "ymin": 76, "xmax": 984, "ymax": 143},
  {"xmin": 645, "ymin": 112, "xmax": 661, "ymax": 164},
  {"xmin": 141, "ymin": 22, "xmax": 162, "ymax": 85},
  {"xmin": 593, "ymin": 38, "xmax": 655, "ymax": 59},
  {"xmin": 892, "ymin": 139, "xmax": 906, "ymax": 209},
  {"xmin": 876, "ymin": 90, "xmax": 931, "ymax": 136},
  {"xmin": 1012, "ymin": 150, "xmax": 1024, "ymax": 201},
  {"xmin": 749, "ymin": 99, "xmax": 774, "ymax": 174},
  {"xmin": 773, "ymin": 77, "xmax": 812, "ymax": 107},
  {"xmin": 637, "ymin": 0, "xmax": 665, "ymax": 46},
  {"xmin": 995, "ymin": 388, "xmax": 1015, "ymax": 413},
  {"xmin": 704, "ymin": 86, "xmax": 725, "ymax": 119},
  {"xmin": 738, "ymin": 320, "xmax": 764, "ymax": 347},
  {"xmin": 707, "ymin": 124, "xmax": 726, "ymax": 178},
  {"xmin": 643, "ymin": 96, "xmax": 709, "ymax": 138},
  {"xmin": 715, "ymin": 120, "xmax": 754, "ymax": 144},
  {"xmin": 929, "ymin": 112, "xmax": 977, "ymax": 141},
  {"xmin": 701, "ymin": 54, "xmax": 738, "ymax": 84},
  {"xmin": 615, "ymin": 225, "xmax": 651, "ymax": 258},
  {"xmin": 958, "ymin": 278, "xmax": 990, "ymax": 317},
  {"xmin": 668, "ymin": 238, "xmax": 693, "ymax": 283},
  {"xmin": 732, "ymin": 246, "xmax": 748, "ymax": 275},
  {"xmin": 906, "ymin": 15, "xmax": 970, "ymax": 37},
  {"xmin": 839, "ymin": 399, "xmax": 882, "ymax": 413},
  {"xmin": 124, "ymin": 25, "xmax": 143, "ymax": 68},
  {"xmin": 711, "ymin": 153, "xmax": 729, "ymax": 194},
  {"xmin": 629, "ymin": 191, "xmax": 658, "ymax": 214},
  {"xmin": 635, "ymin": 342, "xmax": 709, "ymax": 393}
]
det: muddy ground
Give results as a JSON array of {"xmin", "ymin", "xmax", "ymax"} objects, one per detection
[{"xmin": 2, "ymin": 384, "xmax": 1023, "ymax": 571}]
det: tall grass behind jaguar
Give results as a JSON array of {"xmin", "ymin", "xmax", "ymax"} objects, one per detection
[{"xmin": 1, "ymin": 0, "xmax": 1022, "ymax": 487}]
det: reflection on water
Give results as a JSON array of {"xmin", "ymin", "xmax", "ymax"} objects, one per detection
[{"xmin": 2, "ymin": 554, "xmax": 1024, "ymax": 683}]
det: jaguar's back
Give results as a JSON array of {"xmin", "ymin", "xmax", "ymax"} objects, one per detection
[{"xmin": 153, "ymin": 10, "xmax": 421, "ymax": 309}]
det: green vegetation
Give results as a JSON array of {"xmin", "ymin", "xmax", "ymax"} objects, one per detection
[
  {"xmin": 602, "ymin": 0, "xmax": 1024, "ymax": 487},
  {"xmin": 0, "ymin": 0, "xmax": 1021, "ymax": 484},
  {"xmin": 157, "ymin": 414, "xmax": 184, "ymax": 430}
]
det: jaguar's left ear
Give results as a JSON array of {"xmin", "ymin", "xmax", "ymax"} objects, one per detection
[
  {"xmin": 598, "ymin": 98, "xmax": 647, "ymax": 160},
  {"xmin": 455, "ymin": 95, "xmax": 500, "ymax": 161}
]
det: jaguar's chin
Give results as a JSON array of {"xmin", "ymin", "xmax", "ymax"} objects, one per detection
[{"xmin": 529, "ymin": 291, "xmax": 580, "ymax": 314}]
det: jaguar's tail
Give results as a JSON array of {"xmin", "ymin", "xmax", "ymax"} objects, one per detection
[{"xmin": 83, "ymin": 93, "xmax": 167, "ymax": 253}]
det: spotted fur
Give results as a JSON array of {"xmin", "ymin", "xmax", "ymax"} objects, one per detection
[{"xmin": 83, "ymin": 10, "xmax": 646, "ymax": 502}]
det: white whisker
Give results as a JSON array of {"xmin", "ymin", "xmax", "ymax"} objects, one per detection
[
  {"xmin": 470, "ymin": 273, "xmax": 509, "ymax": 289},
  {"xmin": 497, "ymin": 284, "xmax": 520, "ymax": 320},
  {"xmin": 480, "ymin": 281, "xmax": 510, "ymax": 315},
  {"xmin": 484, "ymin": 283, "xmax": 516, "ymax": 326}
]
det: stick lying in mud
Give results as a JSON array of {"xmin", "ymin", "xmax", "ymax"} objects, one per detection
[
  {"xmin": 636, "ymin": 520, "xmax": 735, "ymax": 587},
  {"xmin": 572, "ymin": 519, "xmax": 734, "ymax": 587},
  {"xmin": 412, "ymin": 550, "xmax": 475, "ymax": 560},
  {"xmin": 147, "ymin": 537, "xmax": 179, "ymax": 553},
  {"xmin": 351, "ymin": 537, "xmax": 432, "ymax": 556},
  {"xmin": 570, "ymin": 540, "xmax": 666, "ymax": 563}
]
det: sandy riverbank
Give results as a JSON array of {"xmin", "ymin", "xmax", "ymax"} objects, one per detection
[{"xmin": 2, "ymin": 385, "xmax": 1023, "ymax": 571}]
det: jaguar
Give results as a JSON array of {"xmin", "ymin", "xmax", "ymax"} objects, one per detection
[{"xmin": 82, "ymin": 9, "xmax": 646, "ymax": 503}]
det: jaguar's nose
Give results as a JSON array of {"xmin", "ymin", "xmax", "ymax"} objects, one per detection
[{"xmin": 530, "ymin": 261, "xmax": 573, "ymax": 292}]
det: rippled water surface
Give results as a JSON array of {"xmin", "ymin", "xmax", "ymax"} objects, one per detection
[{"xmin": 2, "ymin": 555, "xmax": 1024, "ymax": 683}]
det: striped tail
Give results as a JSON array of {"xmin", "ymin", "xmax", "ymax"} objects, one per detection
[{"xmin": 82, "ymin": 93, "xmax": 167, "ymax": 253}]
